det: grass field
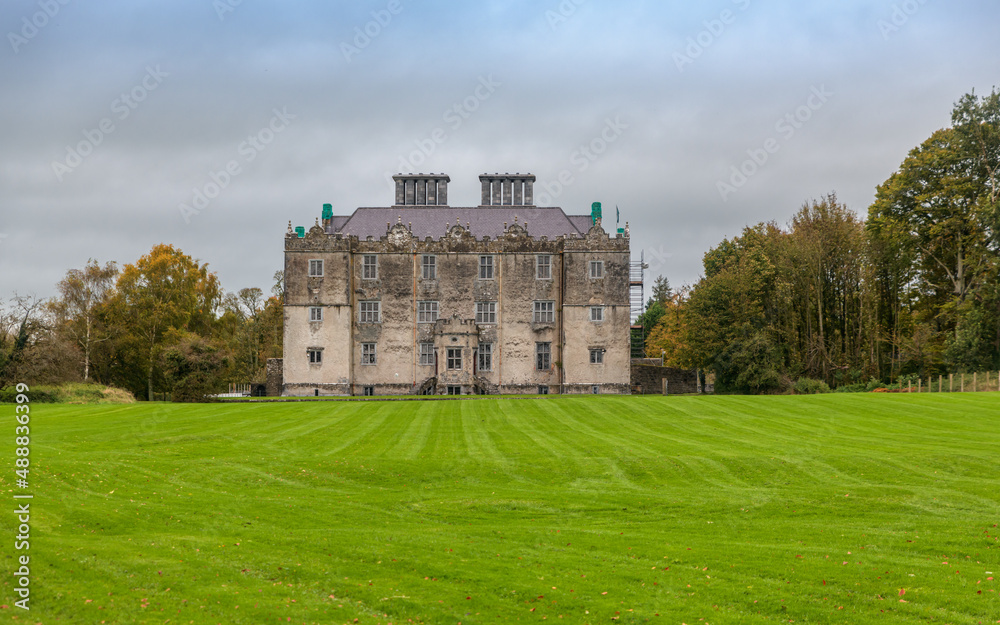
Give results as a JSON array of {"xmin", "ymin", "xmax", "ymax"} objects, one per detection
[{"xmin": 3, "ymin": 394, "xmax": 1000, "ymax": 624}]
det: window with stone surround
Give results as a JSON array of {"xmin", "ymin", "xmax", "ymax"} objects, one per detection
[
  {"xmin": 533, "ymin": 301, "xmax": 555, "ymax": 323},
  {"xmin": 536, "ymin": 342, "xmax": 551, "ymax": 370},
  {"xmin": 419, "ymin": 343, "xmax": 434, "ymax": 366},
  {"xmin": 422, "ymin": 255, "xmax": 436, "ymax": 280},
  {"xmin": 361, "ymin": 343, "xmax": 376, "ymax": 365},
  {"xmin": 476, "ymin": 302, "xmax": 496, "ymax": 324},
  {"xmin": 359, "ymin": 301, "xmax": 380, "ymax": 323},
  {"xmin": 418, "ymin": 301, "xmax": 439, "ymax": 323},
  {"xmin": 589, "ymin": 260, "xmax": 604, "ymax": 279},
  {"xmin": 362, "ymin": 255, "xmax": 378, "ymax": 280},
  {"xmin": 478, "ymin": 343, "xmax": 493, "ymax": 371},
  {"xmin": 479, "ymin": 255, "xmax": 494, "ymax": 280},
  {"xmin": 536, "ymin": 255, "xmax": 551, "ymax": 279}
]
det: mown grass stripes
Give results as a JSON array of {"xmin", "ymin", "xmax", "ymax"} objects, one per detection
[{"xmin": 3, "ymin": 393, "xmax": 999, "ymax": 623}]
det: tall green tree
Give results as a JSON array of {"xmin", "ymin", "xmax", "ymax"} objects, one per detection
[
  {"xmin": 110, "ymin": 244, "xmax": 221, "ymax": 400},
  {"xmin": 49, "ymin": 259, "xmax": 118, "ymax": 381},
  {"xmin": 868, "ymin": 89, "xmax": 1000, "ymax": 372},
  {"xmin": 784, "ymin": 195, "xmax": 872, "ymax": 383}
]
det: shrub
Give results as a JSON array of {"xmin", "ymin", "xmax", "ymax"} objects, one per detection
[
  {"xmin": 0, "ymin": 386, "xmax": 58, "ymax": 403},
  {"xmin": 793, "ymin": 378, "xmax": 831, "ymax": 394},
  {"xmin": 834, "ymin": 382, "xmax": 868, "ymax": 393},
  {"xmin": 0, "ymin": 383, "xmax": 135, "ymax": 404},
  {"xmin": 865, "ymin": 377, "xmax": 888, "ymax": 392},
  {"xmin": 161, "ymin": 335, "xmax": 228, "ymax": 403}
]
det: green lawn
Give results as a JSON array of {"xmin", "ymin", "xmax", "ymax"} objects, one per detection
[{"xmin": 4, "ymin": 394, "xmax": 1000, "ymax": 624}]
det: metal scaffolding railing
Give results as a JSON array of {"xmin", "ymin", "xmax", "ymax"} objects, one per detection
[{"xmin": 629, "ymin": 250, "xmax": 647, "ymax": 358}]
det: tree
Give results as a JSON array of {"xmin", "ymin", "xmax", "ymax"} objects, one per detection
[
  {"xmin": 951, "ymin": 89, "xmax": 1000, "ymax": 231},
  {"xmin": 680, "ymin": 222, "xmax": 788, "ymax": 390},
  {"xmin": 220, "ymin": 287, "xmax": 268, "ymax": 382},
  {"xmin": 49, "ymin": 259, "xmax": 118, "ymax": 381},
  {"xmin": 868, "ymin": 89, "xmax": 1000, "ymax": 372},
  {"xmin": 161, "ymin": 331, "xmax": 229, "ymax": 402},
  {"xmin": 649, "ymin": 275, "xmax": 672, "ymax": 306},
  {"xmin": 110, "ymin": 244, "xmax": 221, "ymax": 401},
  {"xmin": 0, "ymin": 296, "xmax": 46, "ymax": 386},
  {"xmin": 271, "ymin": 270, "xmax": 284, "ymax": 299},
  {"xmin": 870, "ymin": 128, "xmax": 991, "ymax": 307},
  {"xmin": 635, "ymin": 300, "xmax": 665, "ymax": 343},
  {"xmin": 785, "ymin": 194, "xmax": 872, "ymax": 383},
  {"xmin": 644, "ymin": 286, "xmax": 691, "ymax": 366}
]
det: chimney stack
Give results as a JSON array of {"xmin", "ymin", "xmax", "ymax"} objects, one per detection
[
  {"xmin": 478, "ymin": 173, "xmax": 536, "ymax": 207},
  {"xmin": 393, "ymin": 173, "xmax": 451, "ymax": 206}
]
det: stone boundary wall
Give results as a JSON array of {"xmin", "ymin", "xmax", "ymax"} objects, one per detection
[
  {"xmin": 266, "ymin": 358, "xmax": 284, "ymax": 397},
  {"xmin": 631, "ymin": 363, "xmax": 698, "ymax": 395}
]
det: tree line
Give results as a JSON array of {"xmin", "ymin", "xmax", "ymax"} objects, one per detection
[
  {"xmin": 641, "ymin": 89, "xmax": 999, "ymax": 393},
  {"xmin": 0, "ymin": 244, "xmax": 283, "ymax": 401}
]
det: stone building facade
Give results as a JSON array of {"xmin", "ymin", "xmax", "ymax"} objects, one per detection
[{"xmin": 282, "ymin": 172, "xmax": 631, "ymax": 396}]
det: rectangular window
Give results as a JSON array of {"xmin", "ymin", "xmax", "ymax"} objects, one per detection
[
  {"xmin": 479, "ymin": 255, "xmax": 494, "ymax": 280},
  {"xmin": 447, "ymin": 386, "xmax": 461, "ymax": 396},
  {"xmin": 308, "ymin": 259, "xmax": 324, "ymax": 277},
  {"xmin": 536, "ymin": 255, "xmax": 551, "ymax": 280},
  {"xmin": 538, "ymin": 385, "xmax": 549, "ymax": 395},
  {"xmin": 359, "ymin": 301, "xmax": 380, "ymax": 323},
  {"xmin": 590, "ymin": 306, "xmax": 604, "ymax": 322},
  {"xmin": 422, "ymin": 255, "xmax": 436, "ymax": 280},
  {"xmin": 361, "ymin": 343, "xmax": 377, "ymax": 365},
  {"xmin": 419, "ymin": 342, "xmax": 434, "ymax": 366},
  {"xmin": 590, "ymin": 348, "xmax": 604, "ymax": 364},
  {"xmin": 476, "ymin": 301, "xmax": 496, "ymax": 324},
  {"xmin": 533, "ymin": 301, "xmax": 555, "ymax": 323},
  {"xmin": 363, "ymin": 386, "xmax": 374, "ymax": 396},
  {"xmin": 362, "ymin": 255, "xmax": 378, "ymax": 280},
  {"xmin": 447, "ymin": 347, "xmax": 462, "ymax": 370},
  {"xmin": 417, "ymin": 301, "xmax": 439, "ymax": 323},
  {"xmin": 592, "ymin": 385, "xmax": 600, "ymax": 394},
  {"xmin": 478, "ymin": 343, "xmax": 493, "ymax": 371},
  {"xmin": 309, "ymin": 306, "xmax": 323, "ymax": 322},
  {"xmin": 307, "ymin": 349, "xmax": 322, "ymax": 364},
  {"xmin": 589, "ymin": 260, "xmax": 604, "ymax": 279},
  {"xmin": 536, "ymin": 342, "xmax": 551, "ymax": 370}
]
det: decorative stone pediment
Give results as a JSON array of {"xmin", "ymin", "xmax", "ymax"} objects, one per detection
[
  {"xmin": 386, "ymin": 221, "xmax": 413, "ymax": 248},
  {"xmin": 446, "ymin": 223, "xmax": 475, "ymax": 242},
  {"xmin": 306, "ymin": 218, "xmax": 326, "ymax": 240},
  {"xmin": 503, "ymin": 215, "xmax": 530, "ymax": 240},
  {"xmin": 584, "ymin": 222, "xmax": 609, "ymax": 241}
]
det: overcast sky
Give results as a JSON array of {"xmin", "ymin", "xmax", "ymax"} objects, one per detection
[{"xmin": 1, "ymin": 0, "xmax": 997, "ymax": 302}]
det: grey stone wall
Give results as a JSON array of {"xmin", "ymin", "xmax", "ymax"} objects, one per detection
[
  {"xmin": 266, "ymin": 358, "xmax": 283, "ymax": 397},
  {"xmin": 631, "ymin": 364, "xmax": 698, "ymax": 395},
  {"xmin": 283, "ymin": 218, "xmax": 631, "ymax": 396}
]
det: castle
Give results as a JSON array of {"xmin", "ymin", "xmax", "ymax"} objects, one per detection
[{"xmin": 280, "ymin": 172, "xmax": 631, "ymax": 396}]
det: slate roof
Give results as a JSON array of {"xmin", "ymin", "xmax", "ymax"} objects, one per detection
[{"xmin": 330, "ymin": 206, "xmax": 593, "ymax": 240}]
